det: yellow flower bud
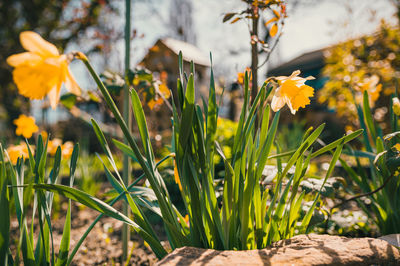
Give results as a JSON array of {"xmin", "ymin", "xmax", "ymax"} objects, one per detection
[{"xmin": 393, "ymin": 97, "xmax": 400, "ymax": 116}]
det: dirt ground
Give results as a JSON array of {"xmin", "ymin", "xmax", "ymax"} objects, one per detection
[{"xmin": 10, "ymin": 201, "xmax": 166, "ymax": 265}]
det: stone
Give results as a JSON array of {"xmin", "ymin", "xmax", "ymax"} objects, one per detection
[
  {"xmin": 379, "ymin": 234, "xmax": 400, "ymax": 248},
  {"xmin": 156, "ymin": 234, "xmax": 400, "ymax": 265}
]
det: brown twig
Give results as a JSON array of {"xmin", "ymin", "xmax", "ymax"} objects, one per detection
[
  {"xmin": 257, "ymin": 31, "xmax": 283, "ymax": 69},
  {"xmin": 332, "ymin": 173, "xmax": 395, "ymax": 210}
]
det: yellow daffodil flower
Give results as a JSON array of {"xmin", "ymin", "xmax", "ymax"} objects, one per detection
[
  {"xmin": 355, "ymin": 75, "xmax": 382, "ymax": 106},
  {"xmin": 46, "ymin": 138, "xmax": 73, "ymax": 159},
  {"xmin": 392, "ymin": 97, "xmax": 400, "ymax": 116},
  {"xmin": 237, "ymin": 68, "xmax": 252, "ymax": 85},
  {"xmin": 7, "ymin": 31, "xmax": 81, "ymax": 109},
  {"xmin": 393, "ymin": 143, "xmax": 400, "ymax": 153},
  {"xmin": 271, "ymin": 70, "xmax": 315, "ymax": 114},
  {"xmin": 173, "ymin": 160, "xmax": 182, "ymax": 191},
  {"xmin": 13, "ymin": 114, "xmax": 39, "ymax": 138},
  {"xmin": 6, "ymin": 143, "xmax": 33, "ymax": 165},
  {"xmin": 41, "ymin": 130, "xmax": 48, "ymax": 141},
  {"xmin": 61, "ymin": 141, "xmax": 74, "ymax": 159},
  {"xmin": 145, "ymin": 82, "xmax": 171, "ymax": 110},
  {"xmin": 47, "ymin": 138, "xmax": 63, "ymax": 156}
]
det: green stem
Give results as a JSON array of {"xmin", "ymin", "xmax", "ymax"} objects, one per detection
[
  {"xmin": 122, "ymin": 0, "xmax": 132, "ymax": 261},
  {"xmin": 76, "ymin": 55, "xmax": 151, "ymax": 179}
]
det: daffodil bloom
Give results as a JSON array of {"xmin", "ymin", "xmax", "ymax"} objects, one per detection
[
  {"xmin": 173, "ymin": 160, "xmax": 182, "ymax": 191},
  {"xmin": 393, "ymin": 143, "xmax": 400, "ymax": 153},
  {"xmin": 145, "ymin": 82, "xmax": 171, "ymax": 110},
  {"xmin": 6, "ymin": 143, "xmax": 33, "ymax": 165},
  {"xmin": 271, "ymin": 70, "xmax": 315, "ymax": 114},
  {"xmin": 47, "ymin": 138, "xmax": 63, "ymax": 156},
  {"xmin": 392, "ymin": 97, "xmax": 400, "ymax": 116},
  {"xmin": 7, "ymin": 31, "xmax": 81, "ymax": 109},
  {"xmin": 355, "ymin": 75, "xmax": 382, "ymax": 106},
  {"xmin": 61, "ymin": 141, "xmax": 74, "ymax": 159},
  {"xmin": 13, "ymin": 114, "xmax": 39, "ymax": 138},
  {"xmin": 237, "ymin": 68, "xmax": 252, "ymax": 85}
]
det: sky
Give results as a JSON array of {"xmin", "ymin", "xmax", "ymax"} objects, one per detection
[{"xmin": 127, "ymin": 0, "xmax": 398, "ymax": 81}]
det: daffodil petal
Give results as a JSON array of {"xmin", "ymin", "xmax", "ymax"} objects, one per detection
[
  {"xmin": 286, "ymin": 99, "xmax": 296, "ymax": 114},
  {"xmin": 20, "ymin": 31, "xmax": 59, "ymax": 57},
  {"xmin": 291, "ymin": 85, "xmax": 314, "ymax": 110},
  {"xmin": 288, "ymin": 70, "xmax": 301, "ymax": 79},
  {"xmin": 271, "ymin": 95, "xmax": 286, "ymax": 112},
  {"xmin": 13, "ymin": 64, "xmax": 58, "ymax": 99},
  {"xmin": 65, "ymin": 69, "xmax": 81, "ymax": 96},
  {"xmin": 6, "ymin": 52, "xmax": 42, "ymax": 67},
  {"xmin": 48, "ymin": 81, "xmax": 62, "ymax": 109}
]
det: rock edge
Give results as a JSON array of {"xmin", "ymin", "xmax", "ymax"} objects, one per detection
[{"xmin": 156, "ymin": 234, "xmax": 400, "ymax": 265}]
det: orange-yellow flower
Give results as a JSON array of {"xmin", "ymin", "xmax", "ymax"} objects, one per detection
[
  {"xmin": 237, "ymin": 68, "xmax": 252, "ymax": 85},
  {"xmin": 393, "ymin": 143, "xmax": 400, "ymax": 153},
  {"xmin": 6, "ymin": 143, "xmax": 33, "ymax": 165},
  {"xmin": 393, "ymin": 97, "xmax": 400, "ymax": 116},
  {"xmin": 41, "ymin": 130, "xmax": 48, "ymax": 141},
  {"xmin": 173, "ymin": 160, "xmax": 182, "ymax": 191},
  {"xmin": 271, "ymin": 70, "xmax": 315, "ymax": 114},
  {"xmin": 47, "ymin": 138, "xmax": 63, "ymax": 156},
  {"xmin": 144, "ymin": 82, "xmax": 171, "ymax": 110},
  {"xmin": 61, "ymin": 141, "xmax": 74, "ymax": 159},
  {"xmin": 46, "ymin": 138, "xmax": 73, "ymax": 159},
  {"xmin": 13, "ymin": 114, "xmax": 39, "ymax": 138},
  {"xmin": 7, "ymin": 31, "xmax": 81, "ymax": 109},
  {"xmin": 355, "ymin": 75, "xmax": 382, "ymax": 106}
]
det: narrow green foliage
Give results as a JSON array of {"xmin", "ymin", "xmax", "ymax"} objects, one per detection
[
  {"xmin": 340, "ymin": 92, "xmax": 400, "ymax": 235},
  {"xmin": 1, "ymin": 137, "xmax": 83, "ymax": 265}
]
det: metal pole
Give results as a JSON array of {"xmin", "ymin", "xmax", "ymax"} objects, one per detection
[{"xmin": 122, "ymin": 0, "xmax": 132, "ymax": 262}]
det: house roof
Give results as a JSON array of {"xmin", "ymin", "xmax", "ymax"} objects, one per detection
[
  {"xmin": 160, "ymin": 38, "xmax": 210, "ymax": 67},
  {"xmin": 268, "ymin": 48, "xmax": 326, "ymax": 76}
]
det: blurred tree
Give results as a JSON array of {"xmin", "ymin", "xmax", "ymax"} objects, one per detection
[
  {"xmin": 0, "ymin": 0, "xmax": 114, "ymax": 138},
  {"xmin": 223, "ymin": 0, "xmax": 286, "ymax": 103},
  {"xmin": 318, "ymin": 21, "xmax": 400, "ymax": 130}
]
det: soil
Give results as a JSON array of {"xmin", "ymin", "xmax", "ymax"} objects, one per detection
[{"xmin": 10, "ymin": 201, "xmax": 165, "ymax": 265}]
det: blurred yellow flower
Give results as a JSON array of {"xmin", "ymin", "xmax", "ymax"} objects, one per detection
[
  {"xmin": 62, "ymin": 141, "xmax": 74, "ymax": 159},
  {"xmin": 7, "ymin": 31, "xmax": 81, "ymax": 109},
  {"xmin": 393, "ymin": 97, "xmax": 400, "ymax": 116},
  {"xmin": 13, "ymin": 114, "xmax": 39, "ymax": 138},
  {"xmin": 271, "ymin": 70, "xmax": 315, "ymax": 114},
  {"xmin": 6, "ymin": 143, "xmax": 33, "ymax": 165},
  {"xmin": 46, "ymin": 138, "xmax": 73, "ymax": 159},
  {"xmin": 355, "ymin": 75, "xmax": 382, "ymax": 106},
  {"xmin": 393, "ymin": 143, "xmax": 400, "ymax": 153},
  {"xmin": 47, "ymin": 138, "xmax": 63, "ymax": 156},
  {"xmin": 237, "ymin": 67, "xmax": 251, "ymax": 85},
  {"xmin": 145, "ymin": 82, "xmax": 171, "ymax": 110},
  {"xmin": 173, "ymin": 160, "xmax": 182, "ymax": 191},
  {"xmin": 41, "ymin": 130, "xmax": 48, "ymax": 141},
  {"xmin": 158, "ymin": 83, "xmax": 171, "ymax": 99}
]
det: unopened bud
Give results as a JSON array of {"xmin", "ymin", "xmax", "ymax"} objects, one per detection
[{"xmin": 393, "ymin": 97, "xmax": 400, "ymax": 116}]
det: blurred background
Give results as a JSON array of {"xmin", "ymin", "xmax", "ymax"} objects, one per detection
[{"xmin": 1, "ymin": 0, "xmax": 398, "ymax": 151}]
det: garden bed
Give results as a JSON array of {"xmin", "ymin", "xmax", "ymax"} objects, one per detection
[{"xmin": 10, "ymin": 202, "xmax": 162, "ymax": 265}]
